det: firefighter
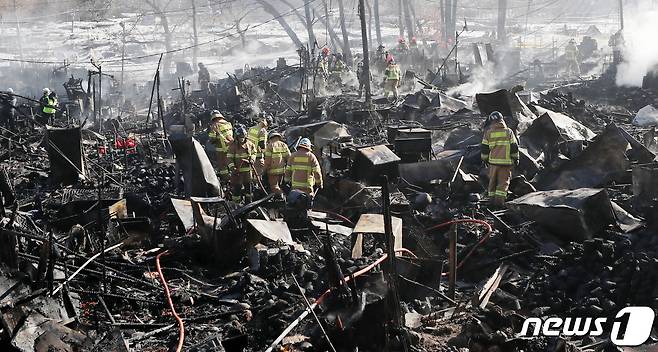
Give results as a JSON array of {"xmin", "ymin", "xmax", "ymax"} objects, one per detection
[
  {"xmin": 397, "ymin": 37, "xmax": 409, "ymax": 53},
  {"xmin": 264, "ymin": 132, "xmax": 291, "ymax": 195},
  {"xmin": 608, "ymin": 30, "xmax": 624, "ymax": 65},
  {"xmin": 356, "ymin": 62, "xmax": 372, "ymax": 98},
  {"xmin": 564, "ymin": 39, "xmax": 581, "ymax": 77},
  {"xmin": 228, "ymin": 126, "xmax": 257, "ymax": 203},
  {"xmin": 198, "ymin": 62, "xmax": 210, "ymax": 91},
  {"xmin": 383, "ymin": 59, "xmax": 401, "ymax": 100},
  {"xmin": 247, "ymin": 117, "xmax": 268, "ymax": 174},
  {"xmin": 332, "ymin": 56, "xmax": 346, "ymax": 73},
  {"xmin": 285, "ymin": 138, "xmax": 323, "ymax": 197},
  {"xmin": 481, "ymin": 111, "xmax": 519, "ymax": 207},
  {"xmin": 208, "ymin": 110, "xmax": 233, "ymax": 181},
  {"xmin": 410, "ymin": 37, "xmax": 418, "ymax": 50},
  {"xmin": 40, "ymin": 88, "xmax": 56, "ymax": 125},
  {"xmin": 1, "ymin": 88, "xmax": 17, "ymax": 131}
]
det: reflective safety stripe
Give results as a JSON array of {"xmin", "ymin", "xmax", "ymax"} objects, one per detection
[
  {"xmin": 292, "ymin": 180, "xmax": 314, "ymax": 188},
  {"xmin": 489, "ymin": 158, "xmax": 513, "ymax": 165},
  {"xmin": 494, "ymin": 190, "xmax": 508, "ymax": 197},
  {"xmin": 489, "ymin": 131, "xmax": 508, "ymax": 139},
  {"xmin": 290, "ymin": 165, "xmax": 313, "ymax": 171},
  {"xmin": 43, "ymin": 98, "xmax": 56, "ymax": 114},
  {"xmin": 269, "ymin": 167, "xmax": 285, "ymax": 174},
  {"xmin": 293, "ymin": 156, "xmax": 309, "ymax": 163}
]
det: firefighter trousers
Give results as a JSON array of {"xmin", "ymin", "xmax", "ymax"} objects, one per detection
[
  {"xmin": 488, "ymin": 165, "xmax": 512, "ymax": 206},
  {"xmin": 267, "ymin": 173, "xmax": 284, "ymax": 195},
  {"xmin": 230, "ymin": 171, "xmax": 252, "ymax": 203}
]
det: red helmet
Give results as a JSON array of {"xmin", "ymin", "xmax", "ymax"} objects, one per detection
[
  {"xmin": 398, "ymin": 37, "xmax": 406, "ymax": 43},
  {"xmin": 411, "ymin": 37, "xmax": 417, "ymax": 43},
  {"xmin": 322, "ymin": 47, "xmax": 330, "ymax": 55}
]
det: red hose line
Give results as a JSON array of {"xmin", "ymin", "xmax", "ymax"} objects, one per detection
[
  {"xmin": 312, "ymin": 208, "xmax": 356, "ymax": 226},
  {"xmin": 156, "ymin": 250, "xmax": 185, "ymax": 352},
  {"xmin": 265, "ymin": 248, "xmax": 417, "ymax": 351},
  {"xmin": 316, "ymin": 248, "xmax": 417, "ymax": 304}
]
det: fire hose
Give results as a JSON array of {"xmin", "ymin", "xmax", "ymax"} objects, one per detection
[
  {"xmin": 155, "ymin": 250, "xmax": 185, "ymax": 352},
  {"xmin": 264, "ymin": 248, "xmax": 417, "ymax": 352}
]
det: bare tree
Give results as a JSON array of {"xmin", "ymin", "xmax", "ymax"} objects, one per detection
[
  {"xmin": 256, "ymin": 0, "xmax": 303, "ymax": 47},
  {"xmin": 403, "ymin": 0, "xmax": 415, "ymax": 41},
  {"xmin": 304, "ymin": 0, "xmax": 317, "ymax": 46},
  {"xmin": 373, "ymin": 0, "xmax": 382, "ymax": 46},
  {"xmin": 337, "ymin": 0, "xmax": 353, "ymax": 64},
  {"xmin": 277, "ymin": 0, "xmax": 315, "ymax": 46},
  {"xmin": 314, "ymin": 1, "xmax": 341, "ymax": 50},
  {"xmin": 144, "ymin": 0, "xmax": 174, "ymax": 75}
]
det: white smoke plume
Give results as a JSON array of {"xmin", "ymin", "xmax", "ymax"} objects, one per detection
[
  {"xmin": 447, "ymin": 62, "xmax": 500, "ymax": 98},
  {"xmin": 615, "ymin": 2, "xmax": 658, "ymax": 86}
]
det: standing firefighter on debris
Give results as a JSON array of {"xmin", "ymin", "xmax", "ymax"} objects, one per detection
[
  {"xmin": 263, "ymin": 132, "xmax": 291, "ymax": 195},
  {"xmin": 564, "ymin": 39, "xmax": 581, "ymax": 77},
  {"xmin": 383, "ymin": 59, "xmax": 401, "ymax": 100},
  {"xmin": 40, "ymin": 88, "xmax": 56, "ymax": 125},
  {"xmin": 481, "ymin": 111, "xmax": 519, "ymax": 207},
  {"xmin": 198, "ymin": 62, "xmax": 210, "ymax": 91},
  {"xmin": 229, "ymin": 126, "xmax": 257, "ymax": 203},
  {"xmin": 286, "ymin": 138, "xmax": 323, "ymax": 198},
  {"xmin": 1, "ymin": 88, "xmax": 17, "ymax": 131},
  {"xmin": 208, "ymin": 110, "xmax": 233, "ymax": 181},
  {"xmin": 248, "ymin": 117, "xmax": 268, "ymax": 175}
]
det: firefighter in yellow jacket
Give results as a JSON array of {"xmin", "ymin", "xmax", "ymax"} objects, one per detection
[
  {"xmin": 248, "ymin": 118, "xmax": 268, "ymax": 175},
  {"xmin": 383, "ymin": 59, "xmax": 401, "ymax": 99},
  {"xmin": 264, "ymin": 132, "xmax": 291, "ymax": 195},
  {"xmin": 285, "ymin": 138, "xmax": 323, "ymax": 196},
  {"xmin": 481, "ymin": 111, "xmax": 519, "ymax": 206},
  {"xmin": 207, "ymin": 110, "xmax": 233, "ymax": 181},
  {"xmin": 228, "ymin": 126, "xmax": 257, "ymax": 203}
]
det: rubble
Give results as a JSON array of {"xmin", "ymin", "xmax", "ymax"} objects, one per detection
[{"xmin": 0, "ymin": 2, "xmax": 657, "ymax": 351}]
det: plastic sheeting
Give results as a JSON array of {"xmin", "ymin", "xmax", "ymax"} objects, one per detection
[
  {"xmin": 521, "ymin": 107, "xmax": 596, "ymax": 160},
  {"xmin": 169, "ymin": 135, "xmax": 221, "ymax": 197},
  {"xmin": 507, "ymin": 188, "xmax": 617, "ymax": 241}
]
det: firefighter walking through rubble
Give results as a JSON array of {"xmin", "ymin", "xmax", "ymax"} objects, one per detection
[
  {"xmin": 263, "ymin": 132, "xmax": 291, "ymax": 196},
  {"xmin": 229, "ymin": 126, "xmax": 257, "ymax": 203},
  {"xmin": 383, "ymin": 59, "xmax": 401, "ymax": 100},
  {"xmin": 286, "ymin": 138, "xmax": 323, "ymax": 198},
  {"xmin": 208, "ymin": 110, "xmax": 233, "ymax": 181},
  {"xmin": 481, "ymin": 111, "xmax": 519, "ymax": 207},
  {"xmin": 564, "ymin": 39, "xmax": 581, "ymax": 77}
]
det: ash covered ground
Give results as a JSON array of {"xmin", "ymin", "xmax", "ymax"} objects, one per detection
[{"xmin": 0, "ymin": 0, "xmax": 656, "ymax": 351}]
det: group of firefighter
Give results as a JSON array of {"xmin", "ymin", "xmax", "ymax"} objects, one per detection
[
  {"xmin": 316, "ymin": 37, "xmax": 417, "ymax": 100},
  {"xmin": 207, "ymin": 110, "xmax": 322, "ymax": 205}
]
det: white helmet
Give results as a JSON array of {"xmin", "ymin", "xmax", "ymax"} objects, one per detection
[
  {"xmin": 43, "ymin": 88, "xmax": 50, "ymax": 94},
  {"xmin": 7, "ymin": 88, "xmax": 13, "ymax": 93}
]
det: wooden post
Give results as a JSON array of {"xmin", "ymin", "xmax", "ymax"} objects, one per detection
[
  {"xmin": 498, "ymin": 0, "xmax": 508, "ymax": 43},
  {"xmin": 373, "ymin": 0, "xmax": 382, "ymax": 46},
  {"xmin": 619, "ymin": 0, "xmax": 624, "ymax": 30},
  {"xmin": 448, "ymin": 224, "xmax": 457, "ymax": 300},
  {"xmin": 358, "ymin": 0, "xmax": 372, "ymax": 105},
  {"xmin": 192, "ymin": 0, "xmax": 199, "ymax": 68},
  {"xmin": 120, "ymin": 22, "xmax": 126, "ymax": 102}
]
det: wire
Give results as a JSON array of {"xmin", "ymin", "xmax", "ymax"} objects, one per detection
[
  {"xmin": 0, "ymin": 0, "xmax": 322, "ymax": 65},
  {"xmin": 264, "ymin": 247, "xmax": 417, "ymax": 352},
  {"xmin": 155, "ymin": 250, "xmax": 185, "ymax": 352},
  {"xmin": 424, "ymin": 218, "xmax": 493, "ymax": 270},
  {"xmin": 312, "ymin": 208, "xmax": 355, "ymax": 226}
]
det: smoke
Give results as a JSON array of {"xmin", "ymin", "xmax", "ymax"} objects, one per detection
[
  {"xmin": 615, "ymin": 2, "xmax": 658, "ymax": 86},
  {"xmin": 447, "ymin": 62, "xmax": 500, "ymax": 98}
]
